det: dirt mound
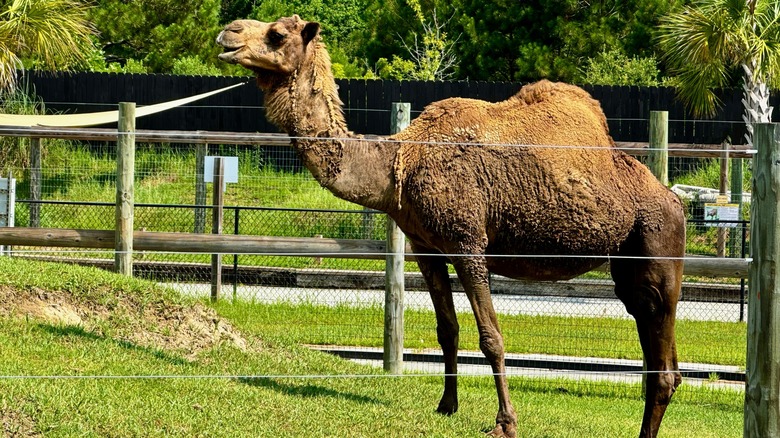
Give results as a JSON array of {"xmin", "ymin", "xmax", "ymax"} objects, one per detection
[{"xmin": 0, "ymin": 286, "xmax": 248, "ymax": 360}]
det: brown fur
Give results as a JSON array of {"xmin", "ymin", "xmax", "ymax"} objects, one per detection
[{"xmin": 217, "ymin": 16, "xmax": 686, "ymax": 438}]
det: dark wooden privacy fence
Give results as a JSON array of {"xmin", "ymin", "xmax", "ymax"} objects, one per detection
[{"xmin": 16, "ymin": 71, "xmax": 771, "ymax": 144}]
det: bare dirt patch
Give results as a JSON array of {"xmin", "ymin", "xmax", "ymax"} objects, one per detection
[
  {"xmin": 0, "ymin": 286, "xmax": 248, "ymax": 360},
  {"xmin": 1, "ymin": 402, "xmax": 39, "ymax": 437}
]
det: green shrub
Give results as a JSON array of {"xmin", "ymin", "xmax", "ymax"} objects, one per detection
[
  {"xmin": 581, "ymin": 49, "xmax": 664, "ymax": 86},
  {"xmin": 171, "ymin": 56, "xmax": 222, "ymax": 76}
]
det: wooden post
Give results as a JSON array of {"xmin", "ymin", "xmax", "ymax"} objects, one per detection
[
  {"xmin": 648, "ymin": 111, "xmax": 669, "ymax": 186},
  {"xmin": 115, "ymin": 102, "xmax": 135, "ymax": 276},
  {"xmin": 210, "ymin": 157, "xmax": 224, "ymax": 302},
  {"xmin": 745, "ymin": 123, "xmax": 780, "ymax": 437},
  {"xmin": 384, "ymin": 102, "xmax": 410, "ymax": 374},
  {"xmin": 645, "ymin": 111, "xmax": 669, "ymax": 396},
  {"xmin": 29, "ymin": 138, "xmax": 41, "ymax": 227},
  {"xmin": 194, "ymin": 143, "xmax": 207, "ymax": 233},
  {"xmin": 717, "ymin": 142, "xmax": 730, "ymax": 257},
  {"xmin": 730, "ymin": 158, "xmax": 744, "ymax": 257},
  {"xmin": 731, "ymin": 157, "xmax": 744, "ymax": 207}
]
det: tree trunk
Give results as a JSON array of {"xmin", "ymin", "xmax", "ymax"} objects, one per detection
[{"xmin": 742, "ymin": 61, "xmax": 774, "ymax": 147}]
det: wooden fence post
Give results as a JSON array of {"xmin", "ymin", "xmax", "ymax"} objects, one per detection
[
  {"xmin": 642, "ymin": 110, "xmax": 669, "ymax": 394},
  {"xmin": 29, "ymin": 138, "xmax": 41, "ymax": 227},
  {"xmin": 211, "ymin": 157, "xmax": 225, "ymax": 302},
  {"xmin": 730, "ymin": 158, "xmax": 744, "ymax": 258},
  {"xmin": 648, "ymin": 111, "xmax": 669, "ymax": 186},
  {"xmin": 384, "ymin": 102, "xmax": 409, "ymax": 374},
  {"xmin": 717, "ymin": 142, "xmax": 730, "ymax": 257},
  {"xmin": 194, "ymin": 143, "xmax": 207, "ymax": 233},
  {"xmin": 745, "ymin": 122, "xmax": 780, "ymax": 437},
  {"xmin": 115, "ymin": 102, "xmax": 135, "ymax": 276}
]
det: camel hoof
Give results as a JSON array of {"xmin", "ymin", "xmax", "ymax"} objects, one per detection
[
  {"xmin": 486, "ymin": 423, "xmax": 516, "ymax": 438},
  {"xmin": 436, "ymin": 401, "xmax": 458, "ymax": 416}
]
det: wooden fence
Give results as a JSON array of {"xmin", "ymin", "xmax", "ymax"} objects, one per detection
[
  {"xmin": 0, "ymin": 227, "xmax": 749, "ymax": 278},
  {"xmin": 0, "ymin": 110, "xmax": 752, "ymax": 282},
  {"xmin": 18, "ymin": 71, "xmax": 769, "ymax": 144}
]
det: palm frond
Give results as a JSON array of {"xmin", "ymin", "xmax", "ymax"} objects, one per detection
[
  {"xmin": 0, "ymin": 39, "xmax": 22, "ymax": 92},
  {"xmin": 1, "ymin": 0, "xmax": 96, "ymax": 71},
  {"xmin": 674, "ymin": 62, "xmax": 731, "ymax": 118}
]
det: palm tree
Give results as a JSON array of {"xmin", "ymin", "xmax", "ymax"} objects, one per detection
[
  {"xmin": 658, "ymin": 0, "xmax": 780, "ymax": 146},
  {"xmin": 0, "ymin": 0, "xmax": 96, "ymax": 92}
]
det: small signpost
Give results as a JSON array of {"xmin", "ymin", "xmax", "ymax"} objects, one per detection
[
  {"xmin": 703, "ymin": 195, "xmax": 740, "ymax": 228},
  {"xmin": 205, "ymin": 156, "xmax": 238, "ymax": 302},
  {"xmin": 204, "ymin": 156, "xmax": 239, "ymax": 189}
]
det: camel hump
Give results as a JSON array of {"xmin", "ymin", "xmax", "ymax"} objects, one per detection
[{"xmin": 514, "ymin": 79, "xmax": 596, "ymax": 106}]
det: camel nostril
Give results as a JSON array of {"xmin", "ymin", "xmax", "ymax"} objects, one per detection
[{"xmin": 225, "ymin": 23, "xmax": 244, "ymax": 34}]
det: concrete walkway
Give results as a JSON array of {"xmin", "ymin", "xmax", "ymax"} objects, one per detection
[
  {"xmin": 173, "ymin": 283, "xmax": 745, "ymax": 322},
  {"xmin": 309, "ymin": 346, "xmax": 744, "ymax": 391}
]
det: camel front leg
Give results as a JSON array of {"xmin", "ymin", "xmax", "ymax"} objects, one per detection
[
  {"xmin": 451, "ymin": 254, "xmax": 517, "ymax": 438},
  {"xmin": 414, "ymin": 247, "xmax": 460, "ymax": 415},
  {"xmin": 613, "ymin": 258, "xmax": 683, "ymax": 438},
  {"xmin": 635, "ymin": 310, "xmax": 681, "ymax": 438}
]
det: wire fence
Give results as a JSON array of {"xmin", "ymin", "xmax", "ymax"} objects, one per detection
[{"xmin": 0, "ymin": 124, "xmax": 751, "ymax": 413}]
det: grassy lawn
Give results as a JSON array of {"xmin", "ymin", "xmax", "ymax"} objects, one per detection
[
  {"xmin": 0, "ymin": 257, "xmax": 744, "ymax": 437},
  {"xmin": 0, "ymin": 141, "xmax": 748, "ymax": 436},
  {"xmin": 213, "ymin": 300, "xmax": 747, "ymax": 368}
]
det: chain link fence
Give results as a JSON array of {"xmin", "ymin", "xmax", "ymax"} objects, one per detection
[{"xmin": 1, "ymin": 132, "xmax": 750, "ymax": 393}]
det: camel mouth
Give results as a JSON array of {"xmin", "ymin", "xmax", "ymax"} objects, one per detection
[
  {"xmin": 218, "ymin": 46, "xmax": 243, "ymax": 62},
  {"xmin": 220, "ymin": 44, "xmax": 243, "ymax": 53},
  {"xmin": 220, "ymin": 44, "xmax": 242, "ymax": 53}
]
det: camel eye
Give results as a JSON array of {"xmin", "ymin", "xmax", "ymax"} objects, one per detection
[{"xmin": 268, "ymin": 30, "xmax": 285, "ymax": 45}]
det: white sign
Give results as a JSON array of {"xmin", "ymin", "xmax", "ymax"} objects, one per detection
[
  {"xmin": 0, "ymin": 177, "xmax": 15, "ymax": 256},
  {"xmin": 703, "ymin": 203, "xmax": 739, "ymax": 228},
  {"xmin": 204, "ymin": 156, "xmax": 239, "ymax": 191},
  {"xmin": 0, "ymin": 177, "xmax": 15, "ymax": 228}
]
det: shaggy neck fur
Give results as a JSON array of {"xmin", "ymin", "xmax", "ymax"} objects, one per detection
[{"xmin": 258, "ymin": 42, "xmax": 399, "ymax": 211}]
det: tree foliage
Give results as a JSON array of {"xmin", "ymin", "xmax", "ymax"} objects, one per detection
[
  {"xmin": 5, "ymin": 0, "xmax": 729, "ymax": 88},
  {"xmin": 450, "ymin": 0, "xmax": 684, "ymax": 82},
  {"xmin": 249, "ymin": 0, "xmax": 367, "ymax": 48},
  {"xmin": 88, "ymin": 0, "xmax": 225, "ymax": 73},
  {"xmin": 372, "ymin": 0, "xmax": 458, "ymax": 80}
]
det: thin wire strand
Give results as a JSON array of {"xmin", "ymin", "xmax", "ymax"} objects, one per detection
[
  {"xmin": 0, "ymin": 369, "xmax": 721, "ymax": 380},
  {"xmin": 0, "ymin": 127, "xmax": 757, "ymax": 155},
  {"xmin": 0, "ymin": 249, "xmax": 751, "ymax": 262}
]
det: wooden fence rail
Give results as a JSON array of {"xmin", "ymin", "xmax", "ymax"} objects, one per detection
[
  {"xmin": 0, "ymin": 227, "xmax": 749, "ymax": 278},
  {"xmin": 0, "ymin": 126, "xmax": 754, "ymax": 158}
]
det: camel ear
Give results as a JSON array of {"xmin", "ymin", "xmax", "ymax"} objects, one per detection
[{"xmin": 302, "ymin": 21, "xmax": 320, "ymax": 46}]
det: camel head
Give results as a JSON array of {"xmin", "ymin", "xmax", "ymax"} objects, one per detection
[{"xmin": 216, "ymin": 15, "xmax": 320, "ymax": 78}]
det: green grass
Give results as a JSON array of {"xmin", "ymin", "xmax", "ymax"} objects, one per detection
[
  {"xmin": 214, "ymin": 300, "xmax": 747, "ymax": 368},
  {"xmin": 0, "ymin": 258, "xmax": 743, "ymax": 437},
  {"xmin": 672, "ymin": 158, "xmax": 751, "ymax": 195}
]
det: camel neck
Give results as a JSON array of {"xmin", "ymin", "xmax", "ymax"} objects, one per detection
[{"xmin": 260, "ymin": 46, "xmax": 399, "ymax": 212}]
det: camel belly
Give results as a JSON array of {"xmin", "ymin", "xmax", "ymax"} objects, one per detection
[{"xmin": 485, "ymin": 255, "xmax": 605, "ymax": 281}]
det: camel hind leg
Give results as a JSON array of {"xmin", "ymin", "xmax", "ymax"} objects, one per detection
[
  {"xmin": 413, "ymin": 245, "xmax": 460, "ymax": 415},
  {"xmin": 611, "ymin": 238, "xmax": 684, "ymax": 438}
]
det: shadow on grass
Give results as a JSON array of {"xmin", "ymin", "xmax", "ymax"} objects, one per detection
[
  {"xmin": 238, "ymin": 377, "xmax": 385, "ymax": 406},
  {"xmin": 37, "ymin": 323, "xmax": 191, "ymax": 366}
]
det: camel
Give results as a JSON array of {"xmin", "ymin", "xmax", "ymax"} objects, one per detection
[{"xmin": 216, "ymin": 15, "xmax": 686, "ymax": 438}]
